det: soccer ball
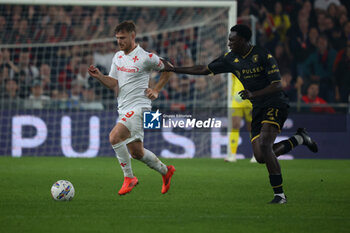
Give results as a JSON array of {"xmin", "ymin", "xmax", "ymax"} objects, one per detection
[{"xmin": 51, "ymin": 180, "xmax": 75, "ymax": 201}]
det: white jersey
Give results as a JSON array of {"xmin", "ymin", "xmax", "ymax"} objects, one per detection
[{"xmin": 108, "ymin": 45, "xmax": 164, "ymax": 112}]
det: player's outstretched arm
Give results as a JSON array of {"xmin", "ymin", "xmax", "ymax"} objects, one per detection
[
  {"xmin": 173, "ymin": 65, "xmax": 211, "ymax": 75},
  {"xmin": 161, "ymin": 58, "xmax": 210, "ymax": 75},
  {"xmin": 88, "ymin": 65, "xmax": 118, "ymax": 90},
  {"xmin": 145, "ymin": 71, "xmax": 171, "ymax": 100}
]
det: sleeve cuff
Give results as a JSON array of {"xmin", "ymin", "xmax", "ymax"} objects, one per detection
[{"xmin": 207, "ymin": 66, "xmax": 215, "ymax": 76}]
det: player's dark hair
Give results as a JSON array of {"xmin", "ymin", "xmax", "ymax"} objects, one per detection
[
  {"xmin": 114, "ymin": 21, "xmax": 136, "ymax": 34},
  {"xmin": 230, "ymin": 24, "xmax": 252, "ymax": 41}
]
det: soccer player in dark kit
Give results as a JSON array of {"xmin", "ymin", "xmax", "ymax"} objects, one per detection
[{"xmin": 162, "ymin": 24, "xmax": 318, "ymax": 204}]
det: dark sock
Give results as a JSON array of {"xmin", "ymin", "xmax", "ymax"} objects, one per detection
[
  {"xmin": 275, "ymin": 138, "xmax": 297, "ymax": 155},
  {"xmin": 289, "ymin": 136, "xmax": 299, "ymax": 147},
  {"xmin": 269, "ymin": 174, "xmax": 284, "ymax": 194}
]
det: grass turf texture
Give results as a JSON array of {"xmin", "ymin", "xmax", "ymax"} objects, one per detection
[{"xmin": 0, "ymin": 157, "xmax": 349, "ymax": 233}]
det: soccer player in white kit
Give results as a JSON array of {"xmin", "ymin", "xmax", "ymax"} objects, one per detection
[{"xmin": 88, "ymin": 21, "xmax": 175, "ymax": 196}]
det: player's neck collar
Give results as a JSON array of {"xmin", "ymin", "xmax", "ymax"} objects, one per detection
[
  {"xmin": 241, "ymin": 45, "xmax": 254, "ymax": 59},
  {"xmin": 124, "ymin": 44, "xmax": 139, "ymax": 55}
]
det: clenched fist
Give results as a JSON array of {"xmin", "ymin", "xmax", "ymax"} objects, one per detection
[
  {"xmin": 88, "ymin": 65, "xmax": 103, "ymax": 79},
  {"xmin": 145, "ymin": 88, "xmax": 159, "ymax": 100}
]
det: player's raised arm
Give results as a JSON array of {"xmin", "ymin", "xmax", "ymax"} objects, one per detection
[
  {"xmin": 88, "ymin": 65, "xmax": 118, "ymax": 90},
  {"xmin": 161, "ymin": 58, "xmax": 211, "ymax": 75}
]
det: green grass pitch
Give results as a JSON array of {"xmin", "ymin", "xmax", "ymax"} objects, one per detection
[{"xmin": 0, "ymin": 157, "xmax": 349, "ymax": 233}]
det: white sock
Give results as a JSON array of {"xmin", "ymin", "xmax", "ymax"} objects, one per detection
[
  {"xmin": 140, "ymin": 148, "xmax": 168, "ymax": 175},
  {"xmin": 274, "ymin": 193, "xmax": 286, "ymax": 199},
  {"xmin": 112, "ymin": 142, "xmax": 134, "ymax": 178},
  {"xmin": 293, "ymin": 135, "xmax": 304, "ymax": 145}
]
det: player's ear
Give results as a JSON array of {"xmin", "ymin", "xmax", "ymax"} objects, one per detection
[{"xmin": 131, "ymin": 31, "xmax": 136, "ymax": 40}]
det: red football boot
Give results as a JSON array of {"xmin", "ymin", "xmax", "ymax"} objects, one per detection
[
  {"xmin": 161, "ymin": 165, "xmax": 176, "ymax": 194},
  {"xmin": 118, "ymin": 177, "xmax": 139, "ymax": 195}
]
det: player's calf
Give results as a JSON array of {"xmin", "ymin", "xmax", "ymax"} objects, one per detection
[
  {"xmin": 140, "ymin": 148, "xmax": 168, "ymax": 175},
  {"xmin": 127, "ymin": 141, "xmax": 145, "ymax": 160},
  {"xmin": 273, "ymin": 128, "xmax": 318, "ymax": 156},
  {"xmin": 251, "ymin": 147, "xmax": 265, "ymax": 164}
]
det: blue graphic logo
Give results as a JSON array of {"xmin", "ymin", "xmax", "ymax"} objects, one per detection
[{"xmin": 143, "ymin": 110, "xmax": 162, "ymax": 129}]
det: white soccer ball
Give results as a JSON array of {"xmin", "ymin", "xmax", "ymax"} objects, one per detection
[{"xmin": 51, "ymin": 180, "xmax": 75, "ymax": 201}]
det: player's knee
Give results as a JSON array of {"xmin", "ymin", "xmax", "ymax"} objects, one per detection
[
  {"xmin": 256, "ymin": 157, "xmax": 265, "ymax": 164},
  {"xmin": 109, "ymin": 132, "xmax": 124, "ymax": 145},
  {"xmin": 252, "ymin": 151, "xmax": 265, "ymax": 164},
  {"xmin": 252, "ymin": 144, "xmax": 265, "ymax": 164}
]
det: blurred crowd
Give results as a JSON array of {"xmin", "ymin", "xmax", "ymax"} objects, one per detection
[
  {"xmin": 0, "ymin": 1, "xmax": 349, "ymax": 113},
  {"xmin": 238, "ymin": 0, "xmax": 350, "ymax": 112},
  {"xmin": 0, "ymin": 4, "xmax": 227, "ymax": 111}
]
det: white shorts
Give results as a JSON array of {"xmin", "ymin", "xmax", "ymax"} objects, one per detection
[{"xmin": 118, "ymin": 108, "xmax": 149, "ymax": 145}]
